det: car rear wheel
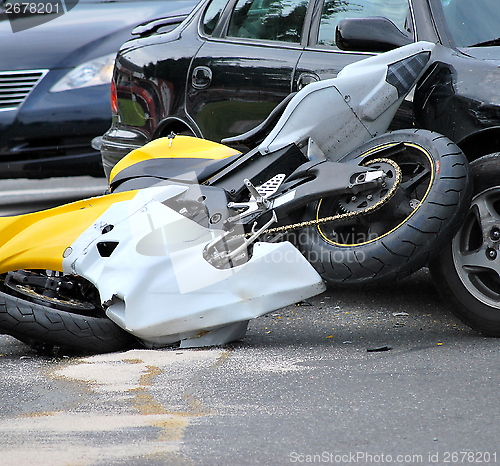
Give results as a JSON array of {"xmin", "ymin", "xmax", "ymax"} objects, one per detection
[{"xmin": 430, "ymin": 153, "xmax": 500, "ymax": 336}]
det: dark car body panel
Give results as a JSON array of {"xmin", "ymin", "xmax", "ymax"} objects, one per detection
[
  {"xmin": 0, "ymin": 0, "xmax": 196, "ymax": 178},
  {"xmin": 116, "ymin": 28, "xmax": 203, "ymax": 137},
  {"xmin": 187, "ymin": 41, "xmax": 303, "ymax": 140},
  {"xmin": 415, "ymin": 46, "xmax": 500, "ymax": 144},
  {"xmin": 101, "ymin": 0, "xmax": 500, "ymax": 177}
]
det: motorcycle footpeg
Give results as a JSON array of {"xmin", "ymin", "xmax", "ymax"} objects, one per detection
[
  {"xmin": 204, "ymin": 211, "xmax": 277, "ymax": 269},
  {"xmin": 226, "ymin": 179, "xmax": 272, "ymax": 224}
]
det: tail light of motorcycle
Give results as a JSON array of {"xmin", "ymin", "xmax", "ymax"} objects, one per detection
[{"xmin": 386, "ymin": 51, "xmax": 431, "ymax": 97}]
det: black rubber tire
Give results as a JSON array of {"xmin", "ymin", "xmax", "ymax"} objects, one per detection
[
  {"xmin": 299, "ymin": 129, "xmax": 471, "ymax": 286},
  {"xmin": 429, "ymin": 153, "xmax": 500, "ymax": 337},
  {"xmin": 0, "ymin": 290, "xmax": 136, "ymax": 354}
]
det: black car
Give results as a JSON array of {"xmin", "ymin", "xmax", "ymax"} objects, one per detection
[
  {"xmin": 101, "ymin": 0, "xmax": 500, "ymax": 337},
  {"xmin": 0, "ymin": 0, "xmax": 197, "ymax": 178},
  {"xmin": 101, "ymin": 0, "xmax": 500, "ymax": 173}
]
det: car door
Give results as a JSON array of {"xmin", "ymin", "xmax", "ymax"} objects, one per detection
[
  {"xmin": 295, "ymin": 0, "xmax": 413, "ymax": 89},
  {"xmin": 186, "ymin": 0, "xmax": 313, "ymax": 142}
]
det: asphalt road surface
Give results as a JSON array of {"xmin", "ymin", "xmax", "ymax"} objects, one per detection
[{"xmin": 0, "ymin": 178, "xmax": 498, "ymax": 465}]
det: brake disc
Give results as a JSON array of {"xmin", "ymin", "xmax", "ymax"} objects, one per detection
[{"xmin": 5, "ymin": 271, "xmax": 95, "ymax": 312}]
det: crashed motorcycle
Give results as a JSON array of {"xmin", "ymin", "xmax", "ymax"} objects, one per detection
[{"xmin": 0, "ymin": 42, "xmax": 471, "ymax": 353}]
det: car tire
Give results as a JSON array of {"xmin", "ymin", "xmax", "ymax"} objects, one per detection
[{"xmin": 429, "ymin": 153, "xmax": 500, "ymax": 337}]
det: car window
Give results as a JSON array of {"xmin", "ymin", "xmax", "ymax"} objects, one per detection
[
  {"xmin": 440, "ymin": 0, "xmax": 500, "ymax": 47},
  {"xmin": 226, "ymin": 0, "xmax": 309, "ymax": 43},
  {"xmin": 202, "ymin": 0, "xmax": 228, "ymax": 35},
  {"xmin": 317, "ymin": 0, "xmax": 411, "ymax": 47}
]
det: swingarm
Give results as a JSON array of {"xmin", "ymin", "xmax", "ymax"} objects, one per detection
[{"xmin": 226, "ymin": 158, "xmax": 398, "ymax": 226}]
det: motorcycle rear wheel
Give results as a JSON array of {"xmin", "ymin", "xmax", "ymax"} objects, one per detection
[
  {"xmin": 298, "ymin": 129, "xmax": 471, "ymax": 286},
  {"xmin": 429, "ymin": 153, "xmax": 500, "ymax": 337},
  {"xmin": 0, "ymin": 273, "xmax": 135, "ymax": 354}
]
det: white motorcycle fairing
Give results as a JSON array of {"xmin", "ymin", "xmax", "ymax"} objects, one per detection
[
  {"xmin": 62, "ymin": 185, "xmax": 326, "ymax": 348},
  {"xmin": 258, "ymin": 41, "xmax": 435, "ymax": 159}
]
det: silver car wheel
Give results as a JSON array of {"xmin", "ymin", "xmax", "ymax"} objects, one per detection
[{"xmin": 452, "ymin": 187, "xmax": 500, "ymax": 308}]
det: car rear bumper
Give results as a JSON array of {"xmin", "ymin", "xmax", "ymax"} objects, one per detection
[{"xmin": 100, "ymin": 127, "xmax": 150, "ymax": 179}]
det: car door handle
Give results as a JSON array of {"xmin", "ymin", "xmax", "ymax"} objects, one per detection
[
  {"xmin": 296, "ymin": 72, "xmax": 319, "ymax": 90},
  {"xmin": 192, "ymin": 66, "xmax": 212, "ymax": 89}
]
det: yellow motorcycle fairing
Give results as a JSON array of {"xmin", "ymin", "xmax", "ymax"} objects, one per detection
[
  {"xmin": 0, "ymin": 190, "xmax": 137, "ymax": 274},
  {"xmin": 0, "ymin": 138, "xmax": 238, "ymax": 276},
  {"xmin": 109, "ymin": 135, "xmax": 241, "ymax": 184}
]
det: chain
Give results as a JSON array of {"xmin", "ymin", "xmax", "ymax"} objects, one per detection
[{"xmin": 247, "ymin": 158, "xmax": 402, "ymax": 237}]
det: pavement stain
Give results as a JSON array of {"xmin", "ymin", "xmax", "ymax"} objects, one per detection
[
  {"xmin": 128, "ymin": 361, "xmax": 189, "ymax": 442},
  {"xmin": 0, "ymin": 348, "xmax": 226, "ymax": 465},
  {"xmin": 211, "ymin": 349, "xmax": 231, "ymax": 368},
  {"xmin": 154, "ymin": 417, "xmax": 189, "ymax": 442},
  {"xmin": 18, "ymin": 410, "xmax": 64, "ymax": 418},
  {"xmin": 111, "ymin": 356, "xmax": 213, "ymax": 442},
  {"xmin": 129, "ymin": 361, "xmax": 211, "ymax": 416}
]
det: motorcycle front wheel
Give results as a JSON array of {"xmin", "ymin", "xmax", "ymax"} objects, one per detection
[
  {"xmin": 0, "ymin": 271, "xmax": 135, "ymax": 354},
  {"xmin": 298, "ymin": 129, "xmax": 471, "ymax": 286},
  {"xmin": 429, "ymin": 153, "xmax": 500, "ymax": 337}
]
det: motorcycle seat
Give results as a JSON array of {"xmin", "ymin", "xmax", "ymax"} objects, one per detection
[
  {"xmin": 221, "ymin": 93, "xmax": 296, "ymax": 149},
  {"xmin": 110, "ymin": 152, "xmax": 243, "ymax": 193}
]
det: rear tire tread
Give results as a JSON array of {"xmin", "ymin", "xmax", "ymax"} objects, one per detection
[{"xmin": 300, "ymin": 129, "xmax": 472, "ymax": 286}]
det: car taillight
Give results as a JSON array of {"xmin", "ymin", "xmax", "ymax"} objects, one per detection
[{"xmin": 110, "ymin": 80, "xmax": 118, "ymax": 115}]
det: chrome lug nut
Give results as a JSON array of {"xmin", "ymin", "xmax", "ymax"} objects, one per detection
[
  {"xmin": 486, "ymin": 247, "xmax": 497, "ymax": 260},
  {"xmin": 490, "ymin": 227, "xmax": 500, "ymax": 241}
]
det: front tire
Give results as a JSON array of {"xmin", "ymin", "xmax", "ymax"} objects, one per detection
[
  {"xmin": 430, "ymin": 153, "xmax": 500, "ymax": 336},
  {"xmin": 299, "ymin": 129, "xmax": 471, "ymax": 286},
  {"xmin": 0, "ymin": 273, "xmax": 136, "ymax": 354}
]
